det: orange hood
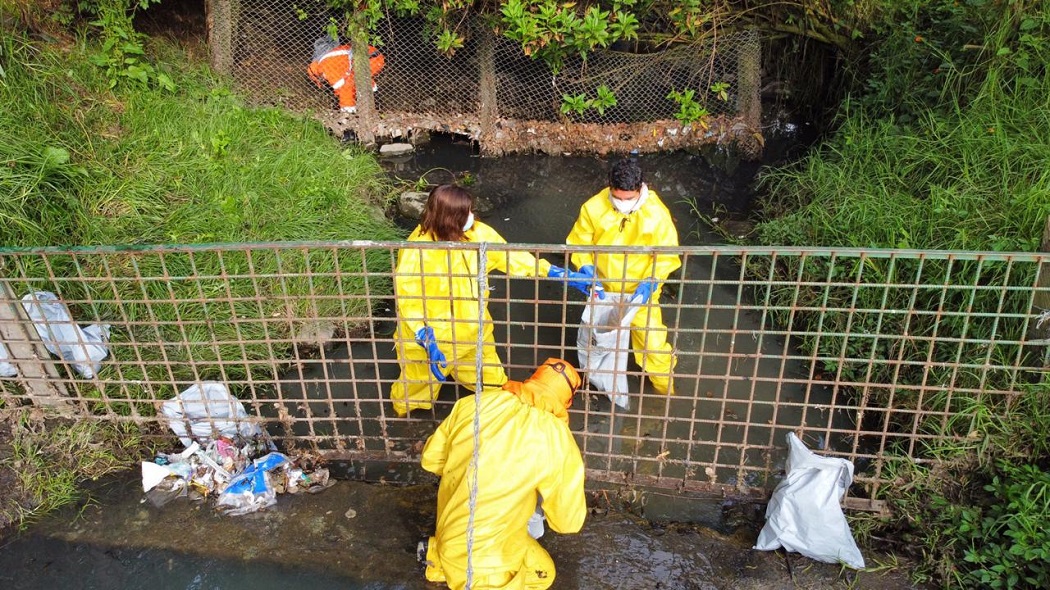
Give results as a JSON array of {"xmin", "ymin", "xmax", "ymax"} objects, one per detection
[{"xmin": 503, "ymin": 358, "xmax": 582, "ymax": 425}]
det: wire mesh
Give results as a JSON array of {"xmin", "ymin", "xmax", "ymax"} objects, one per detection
[
  {"xmin": 2, "ymin": 242, "xmax": 1047, "ymax": 508},
  {"xmin": 223, "ymin": 2, "xmax": 759, "ymax": 133}
]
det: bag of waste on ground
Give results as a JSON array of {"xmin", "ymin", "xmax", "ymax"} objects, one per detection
[
  {"xmin": 0, "ymin": 341, "xmax": 16, "ymax": 377},
  {"xmin": 20, "ymin": 291, "xmax": 110, "ymax": 378},
  {"xmin": 753, "ymin": 432, "xmax": 865, "ymax": 569},
  {"xmin": 577, "ymin": 291, "xmax": 646, "ymax": 408},
  {"xmin": 160, "ymin": 382, "xmax": 263, "ymax": 448}
]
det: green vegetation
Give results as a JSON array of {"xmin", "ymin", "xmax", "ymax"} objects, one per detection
[
  {"xmin": 0, "ymin": 411, "xmax": 141, "ymax": 529},
  {"xmin": 1, "ymin": 5, "xmax": 403, "ymax": 530},
  {"xmin": 748, "ymin": 2, "xmax": 1050, "ymax": 587}
]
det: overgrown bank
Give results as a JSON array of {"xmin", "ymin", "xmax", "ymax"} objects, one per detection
[
  {"xmin": 0, "ymin": 14, "xmax": 403, "ymax": 531},
  {"xmin": 751, "ymin": 3, "xmax": 1050, "ymax": 588}
]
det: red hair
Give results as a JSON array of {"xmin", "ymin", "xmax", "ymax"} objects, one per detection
[{"xmin": 420, "ymin": 184, "xmax": 474, "ymax": 242}]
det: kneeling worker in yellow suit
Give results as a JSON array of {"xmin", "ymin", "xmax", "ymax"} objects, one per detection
[{"xmin": 419, "ymin": 359, "xmax": 587, "ymax": 590}]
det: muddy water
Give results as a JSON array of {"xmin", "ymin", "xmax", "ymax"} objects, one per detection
[
  {"xmin": 0, "ymin": 140, "xmax": 919, "ymax": 589},
  {"xmin": 274, "ymin": 136, "xmax": 855, "ymax": 513},
  {"xmin": 0, "ymin": 473, "xmax": 910, "ymax": 590}
]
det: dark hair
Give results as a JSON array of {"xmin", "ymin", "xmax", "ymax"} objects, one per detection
[
  {"xmin": 420, "ymin": 184, "xmax": 474, "ymax": 241},
  {"xmin": 609, "ymin": 158, "xmax": 643, "ymax": 192}
]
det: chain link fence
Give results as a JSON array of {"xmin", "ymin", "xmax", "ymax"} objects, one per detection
[
  {"xmin": 210, "ymin": 0, "xmax": 762, "ymax": 154},
  {"xmin": 2, "ymin": 242, "xmax": 1048, "ymax": 511}
]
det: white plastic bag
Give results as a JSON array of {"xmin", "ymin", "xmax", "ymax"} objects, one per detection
[
  {"xmin": 0, "ymin": 341, "xmax": 16, "ymax": 377},
  {"xmin": 20, "ymin": 291, "xmax": 110, "ymax": 378},
  {"xmin": 754, "ymin": 433, "xmax": 865, "ymax": 569},
  {"xmin": 160, "ymin": 382, "xmax": 262, "ymax": 447},
  {"xmin": 577, "ymin": 291, "xmax": 645, "ymax": 408}
]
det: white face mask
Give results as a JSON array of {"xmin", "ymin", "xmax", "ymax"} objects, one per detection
[
  {"xmin": 463, "ymin": 212, "xmax": 475, "ymax": 232},
  {"xmin": 610, "ymin": 183, "xmax": 648, "ymax": 214}
]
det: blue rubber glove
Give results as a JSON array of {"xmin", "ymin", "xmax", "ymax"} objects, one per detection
[
  {"xmin": 548, "ymin": 264, "xmax": 605, "ymax": 299},
  {"xmin": 414, "ymin": 326, "xmax": 447, "ymax": 381},
  {"xmin": 632, "ymin": 279, "xmax": 658, "ymax": 304}
]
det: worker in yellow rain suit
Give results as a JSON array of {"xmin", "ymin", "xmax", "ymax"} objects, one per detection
[
  {"xmin": 306, "ymin": 36, "xmax": 385, "ymax": 113},
  {"xmin": 566, "ymin": 157, "xmax": 681, "ymax": 395},
  {"xmin": 419, "ymin": 359, "xmax": 587, "ymax": 590},
  {"xmin": 392, "ymin": 184, "xmax": 599, "ymax": 417}
]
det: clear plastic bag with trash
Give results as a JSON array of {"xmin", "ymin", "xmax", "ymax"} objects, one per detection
[
  {"xmin": 21, "ymin": 291, "xmax": 111, "ymax": 378},
  {"xmin": 160, "ymin": 382, "xmax": 263, "ymax": 448},
  {"xmin": 753, "ymin": 433, "xmax": 866, "ymax": 569},
  {"xmin": 576, "ymin": 291, "xmax": 646, "ymax": 408}
]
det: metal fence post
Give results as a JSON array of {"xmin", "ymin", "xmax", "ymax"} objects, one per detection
[{"xmin": 0, "ymin": 281, "xmax": 72, "ymax": 409}]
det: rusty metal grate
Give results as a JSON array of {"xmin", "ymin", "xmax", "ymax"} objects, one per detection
[{"xmin": 2, "ymin": 242, "xmax": 1047, "ymax": 509}]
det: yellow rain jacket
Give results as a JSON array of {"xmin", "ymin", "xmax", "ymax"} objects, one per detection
[
  {"xmin": 391, "ymin": 221, "xmax": 552, "ymax": 416},
  {"xmin": 421, "ymin": 360, "xmax": 586, "ymax": 590},
  {"xmin": 566, "ymin": 187, "xmax": 680, "ymax": 291},
  {"xmin": 566, "ymin": 187, "xmax": 681, "ymax": 394}
]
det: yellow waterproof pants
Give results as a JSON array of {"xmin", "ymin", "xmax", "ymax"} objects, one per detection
[
  {"xmin": 390, "ymin": 329, "xmax": 508, "ymax": 416},
  {"xmin": 424, "ymin": 536, "xmax": 556, "ymax": 590},
  {"xmin": 629, "ymin": 296, "xmax": 676, "ymax": 395}
]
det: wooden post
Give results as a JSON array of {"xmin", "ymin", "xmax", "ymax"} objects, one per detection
[
  {"xmin": 477, "ymin": 21, "xmax": 498, "ymax": 147},
  {"xmin": 0, "ymin": 282, "xmax": 72, "ymax": 410},
  {"xmin": 350, "ymin": 10, "xmax": 377, "ymax": 145},
  {"xmin": 206, "ymin": 0, "xmax": 238, "ymax": 76}
]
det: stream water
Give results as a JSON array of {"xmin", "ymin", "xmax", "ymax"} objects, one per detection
[{"xmin": 0, "ymin": 128, "xmax": 888, "ymax": 590}]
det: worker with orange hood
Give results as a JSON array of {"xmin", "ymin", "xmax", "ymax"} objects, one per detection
[
  {"xmin": 307, "ymin": 36, "xmax": 385, "ymax": 113},
  {"xmin": 418, "ymin": 359, "xmax": 587, "ymax": 590}
]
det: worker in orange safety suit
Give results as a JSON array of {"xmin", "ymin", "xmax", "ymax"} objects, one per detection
[
  {"xmin": 418, "ymin": 358, "xmax": 587, "ymax": 590},
  {"xmin": 306, "ymin": 36, "xmax": 385, "ymax": 113}
]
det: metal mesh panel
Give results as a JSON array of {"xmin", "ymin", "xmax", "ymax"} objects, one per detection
[
  {"xmin": 220, "ymin": 1, "xmax": 760, "ymax": 151},
  {"xmin": 2, "ymin": 242, "xmax": 1047, "ymax": 510}
]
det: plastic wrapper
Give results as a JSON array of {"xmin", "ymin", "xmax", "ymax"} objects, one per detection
[
  {"xmin": 0, "ymin": 341, "xmax": 16, "ymax": 377},
  {"xmin": 20, "ymin": 291, "xmax": 110, "ymax": 378},
  {"xmin": 576, "ymin": 291, "xmax": 646, "ymax": 408},
  {"xmin": 160, "ymin": 382, "xmax": 262, "ymax": 447},
  {"xmin": 754, "ymin": 433, "xmax": 866, "ymax": 569}
]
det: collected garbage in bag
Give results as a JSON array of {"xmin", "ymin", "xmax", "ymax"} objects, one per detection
[
  {"xmin": 576, "ymin": 290, "xmax": 646, "ymax": 408},
  {"xmin": 145, "ymin": 383, "xmax": 334, "ymax": 514},
  {"xmin": 0, "ymin": 341, "xmax": 16, "ymax": 377},
  {"xmin": 160, "ymin": 382, "xmax": 263, "ymax": 447},
  {"xmin": 754, "ymin": 433, "xmax": 866, "ymax": 569},
  {"xmin": 21, "ymin": 291, "xmax": 111, "ymax": 378}
]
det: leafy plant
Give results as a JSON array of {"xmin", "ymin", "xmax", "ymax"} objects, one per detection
[
  {"xmin": 85, "ymin": 0, "xmax": 172, "ymax": 91},
  {"xmin": 710, "ymin": 81, "xmax": 730, "ymax": 102},
  {"xmin": 666, "ymin": 88, "xmax": 709, "ymax": 126},
  {"xmin": 559, "ymin": 85, "xmax": 617, "ymax": 118}
]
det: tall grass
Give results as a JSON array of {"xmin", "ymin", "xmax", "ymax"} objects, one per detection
[{"xmin": 750, "ymin": 5, "xmax": 1050, "ymax": 587}]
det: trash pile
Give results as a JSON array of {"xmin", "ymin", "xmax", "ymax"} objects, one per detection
[{"xmin": 143, "ymin": 382, "xmax": 333, "ymax": 515}]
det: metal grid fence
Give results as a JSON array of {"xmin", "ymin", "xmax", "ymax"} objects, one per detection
[
  {"xmin": 217, "ymin": 1, "xmax": 761, "ymax": 151},
  {"xmin": 2, "ymin": 242, "xmax": 1048, "ymax": 510}
]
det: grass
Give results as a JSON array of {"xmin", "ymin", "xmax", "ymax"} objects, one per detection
[
  {"xmin": 0, "ymin": 408, "xmax": 141, "ymax": 530},
  {"xmin": 0, "ymin": 30, "xmax": 406, "ymax": 394},
  {"xmin": 0, "ymin": 27, "xmax": 405, "ymax": 530},
  {"xmin": 743, "ymin": 6, "xmax": 1050, "ymax": 586}
]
